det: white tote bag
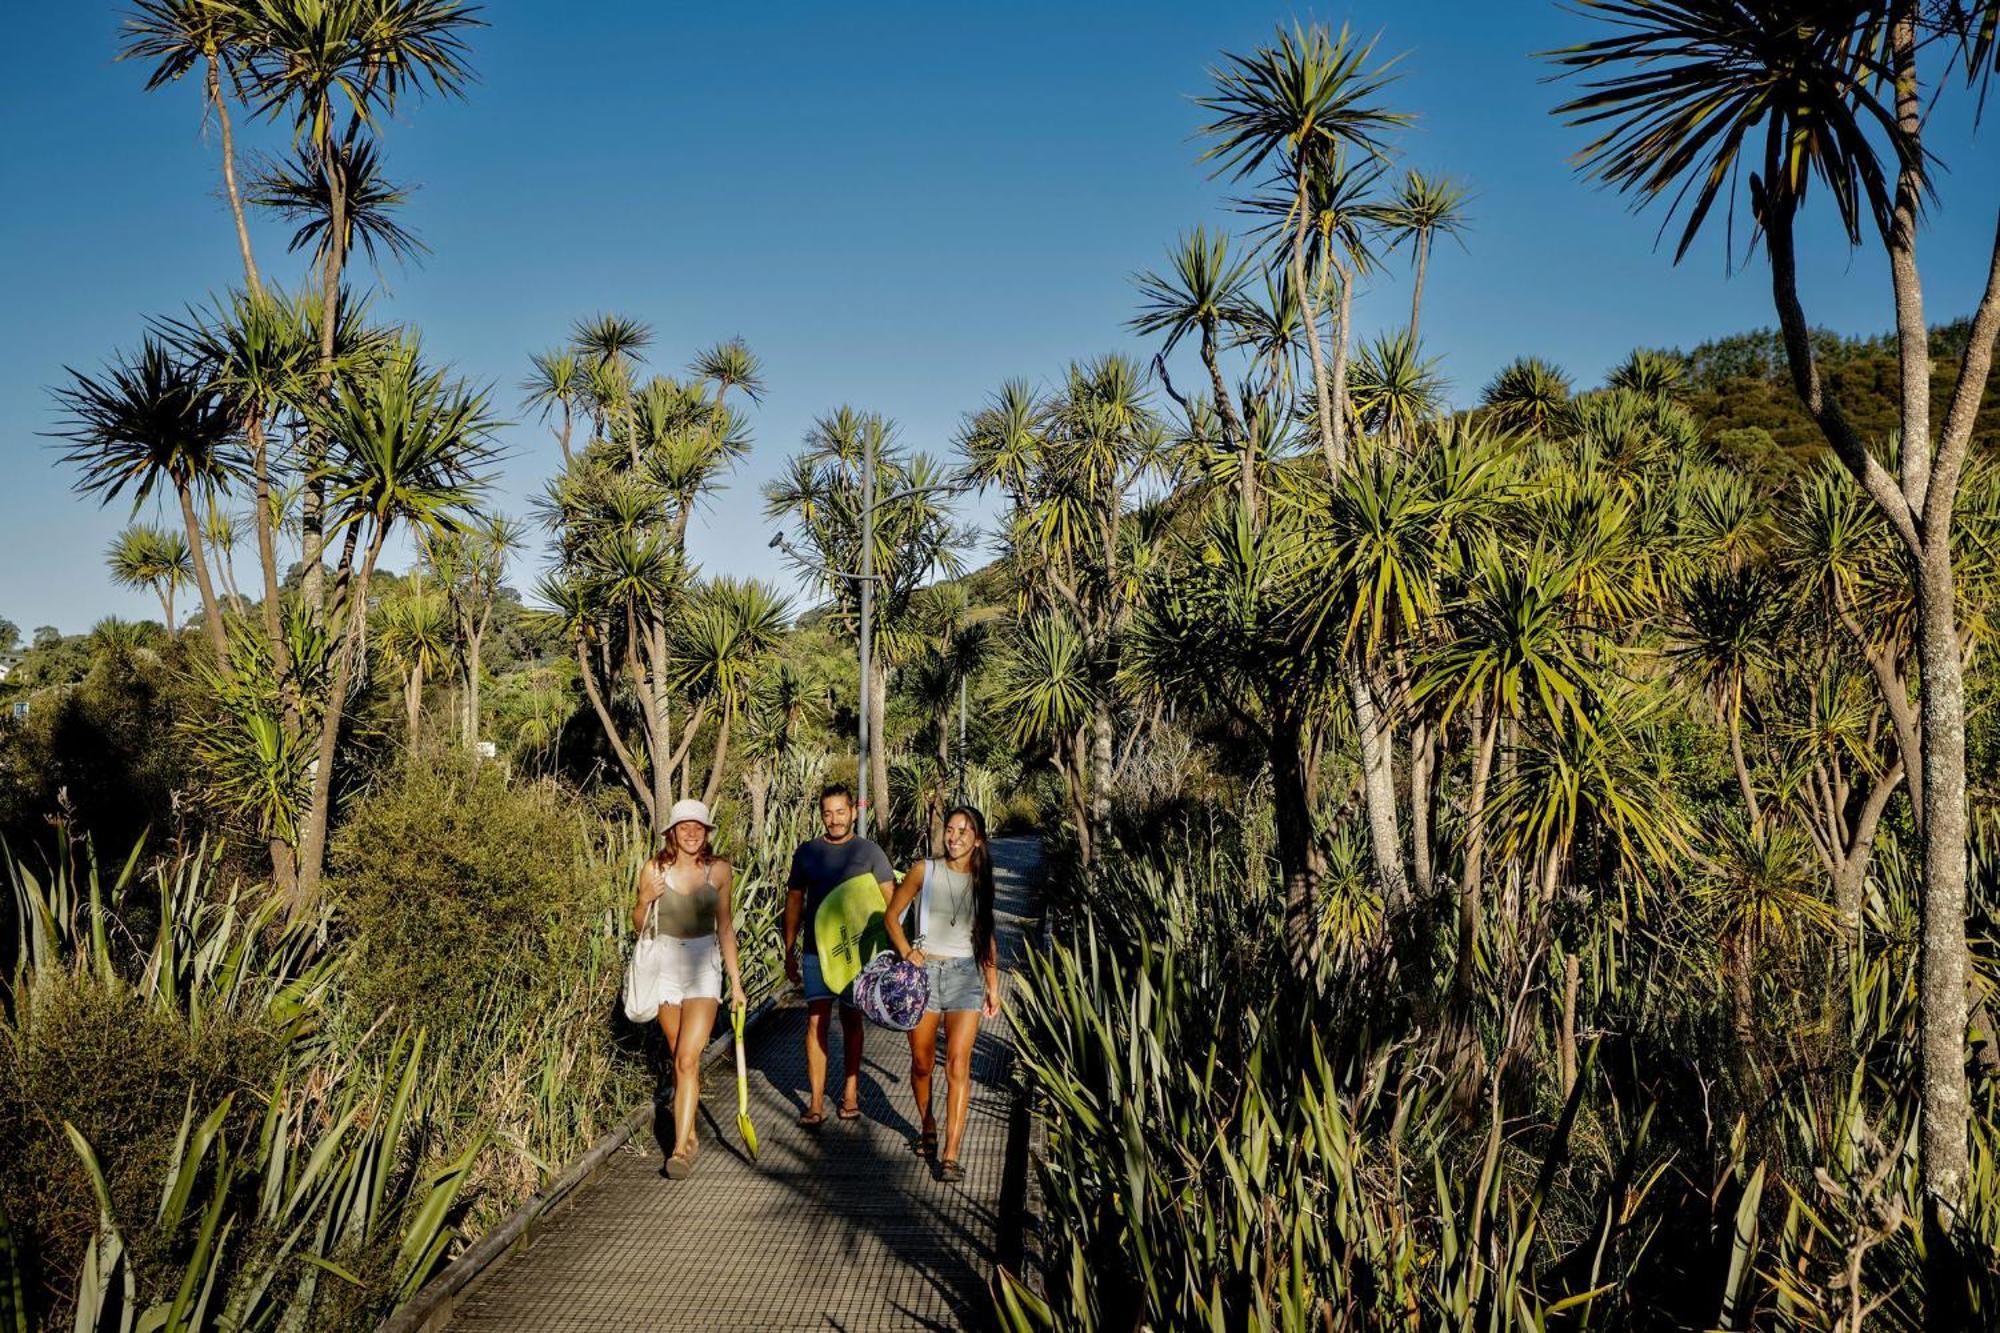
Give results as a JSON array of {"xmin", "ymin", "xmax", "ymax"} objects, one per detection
[{"xmin": 622, "ymin": 900, "xmax": 665, "ymax": 1022}]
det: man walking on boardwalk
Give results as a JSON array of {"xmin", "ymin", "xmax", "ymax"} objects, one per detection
[{"xmin": 784, "ymin": 784, "xmax": 896, "ymax": 1125}]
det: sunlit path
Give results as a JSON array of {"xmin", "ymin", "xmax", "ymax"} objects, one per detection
[{"xmin": 440, "ymin": 838, "xmax": 1041, "ymax": 1332}]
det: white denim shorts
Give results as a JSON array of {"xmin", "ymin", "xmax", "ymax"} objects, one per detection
[{"xmin": 651, "ymin": 932, "xmax": 722, "ymax": 1007}]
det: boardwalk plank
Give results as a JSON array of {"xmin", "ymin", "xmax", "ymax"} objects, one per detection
[{"xmin": 442, "ymin": 839, "xmax": 1040, "ymax": 1332}]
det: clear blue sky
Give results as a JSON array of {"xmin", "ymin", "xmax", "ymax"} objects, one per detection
[{"xmin": 3, "ymin": 2, "xmax": 1996, "ymax": 635}]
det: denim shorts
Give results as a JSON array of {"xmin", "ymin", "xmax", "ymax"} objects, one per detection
[
  {"xmin": 925, "ymin": 956, "xmax": 985, "ymax": 1013},
  {"xmin": 802, "ymin": 952, "xmax": 846, "ymax": 1005}
]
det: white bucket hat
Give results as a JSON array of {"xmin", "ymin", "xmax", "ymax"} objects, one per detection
[{"xmin": 664, "ymin": 798, "xmax": 716, "ymax": 832}]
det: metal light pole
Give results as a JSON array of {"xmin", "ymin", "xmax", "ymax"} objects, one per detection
[
  {"xmin": 772, "ymin": 462, "xmax": 963, "ymax": 846},
  {"xmin": 857, "ymin": 429, "xmax": 875, "ymax": 838}
]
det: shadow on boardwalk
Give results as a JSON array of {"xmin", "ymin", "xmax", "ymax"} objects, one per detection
[{"xmin": 442, "ymin": 838, "xmax": 1042, "ymax": 1332}]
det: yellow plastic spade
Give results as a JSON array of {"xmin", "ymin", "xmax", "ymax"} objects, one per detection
[{"xmin": 733, "ymin": 1002, "xmax": 758, "ymax": 1160}]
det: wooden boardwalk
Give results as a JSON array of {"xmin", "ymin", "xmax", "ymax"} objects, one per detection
[{"xmin": 442, "ymin": 839, "xmax": 1041, "ymax": 1332}]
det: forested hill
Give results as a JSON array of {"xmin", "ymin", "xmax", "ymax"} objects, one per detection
[{"xmin": 1659, "ymin": 318, "xmax": 2000, "ymax": 481}]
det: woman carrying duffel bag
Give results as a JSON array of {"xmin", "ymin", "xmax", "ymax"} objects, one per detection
[{"xmin": 881, "ymin": 806, "xmax": 1000, "ymax": 1183}]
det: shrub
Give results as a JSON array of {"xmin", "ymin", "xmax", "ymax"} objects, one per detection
[
  {"xmin": 0, "ymin": 643, "xmax": 204, "ymax": 860},
  {"xmin": 0, "ymin": 970, "xmax": 280, "ymax": 1306},
  {"xmin": 332, "ymin": 746, "xmax": 595, "ymax": 1055},
  {"xmin": 996, "ymin": 791, "xmax": 1043, "ymax": 836}
]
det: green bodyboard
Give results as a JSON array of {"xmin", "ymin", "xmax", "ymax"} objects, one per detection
[{"xmin": 814, "ymin": 871, "xmax": 890, "ymax": 998}]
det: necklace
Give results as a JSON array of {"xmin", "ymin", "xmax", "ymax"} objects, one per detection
[{"xmin": 938, "ymin": 861, "xmax": 970, "ymax": 928}]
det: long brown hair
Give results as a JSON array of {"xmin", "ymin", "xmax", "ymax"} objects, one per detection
[{"xmin": 944, "ymin": 806, "xmax": 997, "ymax": 965}]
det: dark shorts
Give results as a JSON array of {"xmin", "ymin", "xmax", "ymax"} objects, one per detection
[{"xmin": 802, "ymin": 954, "xmax": 858, "ymax": 1007}]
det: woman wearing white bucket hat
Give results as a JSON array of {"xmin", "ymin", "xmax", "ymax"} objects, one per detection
[{"xmin": 631, "ymin": 797, "xmax": 746, "ymax": 1179}]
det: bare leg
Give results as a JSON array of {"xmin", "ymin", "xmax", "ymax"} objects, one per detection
[
  {"xmin": 908, "ymin": 1014, "xmax": 940, "ymax": 1141},
  {"xmin": 656, "ymin": 1002, "xmax": 684, "ymax": 1070},
  {"xmin": 672, "ymin": 998, "xmax": 719, "ymax": 1156},
  {"xmin": 941, "ymin": 1010, "xmax": 980, "ymax": 1165},
  {"xmin": 839, "ymin": 1003, "xmax": 866, "ymax": 1114},
  {"xmin": 804, "ymin": 999, "xmax": 834, "ymax": 1118}
]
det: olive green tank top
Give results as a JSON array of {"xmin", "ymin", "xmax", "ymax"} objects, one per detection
[{"xmin": 647, "ymin": 860, "xmax": 719, "ymax": 940}]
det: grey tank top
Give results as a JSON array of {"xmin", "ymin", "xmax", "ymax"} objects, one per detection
[
  {"xmin": 647, "ymin": 860, "xmax": 719, "ymax": 940},
  {"xmin": 920, "ymin": 859, "xmax": 976, "ymax": 959}
]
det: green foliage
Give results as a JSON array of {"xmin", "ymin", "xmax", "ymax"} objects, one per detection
[
  {"xmin": 1348, "ymin": 329, "xmax": 1447, "ymax": 439},
  {"xmin": 332, "ymin": 747, "xmax": 594, "ymax": 1053},
  {"xmin": 0, "ymin": 969, "xmax": 280, "ymax": 1302},
  {"xmin": 180, "ymin": 610, "xmax": 332, "ymax": 849},
  {"xmin": 1006, "ymin": 824, "xmax": 2000, "ymax": 1330},
  {"xmin": 0, "ymin": 631, "xmax": 90, "ymax": 696},
  {"xmin": 0, "ymin": 771, "xmax": 718, "ymax": 1329},
  {"xmin": 1007, "ymin": 839, "xmax": 1669, "ymax": 1329},
  {"xmin": 105, "ymin": 524, "xmax": 194, "ymax": 627},
  {"xmin": 50, "ymin": 335, "xmax": 243, "ymax": 511},
  {"xmin": 0, "ymin": 641, "xmax": 202, "ymax": 859}
]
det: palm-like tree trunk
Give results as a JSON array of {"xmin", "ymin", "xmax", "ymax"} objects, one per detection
[
  {"xmin": 620, "ymin": 604, "xmax": 671, "ymax": 828},
  {"xmin": 405, "ymin": 663, "xmax": 424, "ymax": 745},
  {"xmin": 1452, "ymin": 710, "xmax": 1501, "ymax": 1014},
  {"xmin": 1441, "ymin": 709, "xmax": 1500, "ymax": 1095},
  {"xmin": 1292, "ymin": 162, "xmax": 1341, "ymax": 479},
  {"xmin": 1824, "ymin": 758, "xmax": 1904, "ymax": 952},
  {"xmin": 463, "ymin": 606, "xmax": 491, "ymax": 749},
  {"xmin": 1408, "ymin": 230, "xmax": 1430, "ymax": 344},
  {"xmin": 302, "ymin": 150, "xmax": 351, "ymax": 623},
  {"xmin": 746, "ymin": 762, "xmax": 771, "ymax": 845},
  {"xmin": 206, "ymin": 55, "xmax": 261, "ymax": 298},
  {"xmin": 245, "ymin": 419, "xmax": 297, "ymax": 894},
  {"xmin": 1283, "ymin": 163, "xmax": 1407, "ymax": 910},
  {"xmin": 209, "ymin": 522, "xmax": 244, "ymax": 613},
  {"xmin": 247, "ymin": 422, "xmax": 287, "ymax": 675},
  {"xmin": 294, "ymin": 520, "xmax": 387, "ymax": 911},
  {"xmin": 661, "ymin": 703, "xmax": 710, "ymax": 805},
  {"xmin": 1270, "ymin": 706, "xmax": 1320, "ymax": 974},
  {"xmin": 175, "ymin": 484, "xmax": 231, "ymax": 669},
  {"xmin": 1410, "ymin": 719, "xmax": 1435, "ymax": 899},
  {"xmin": 1198, "ymin": 320, "xmax": 1255, "ymax": 518},
  {"xmin": 1760, "ymin": 99, "xmax": 2000, "ymax": 1232},
  {"xmin": 651, "ymin": 616, "xmax": 673, "ymax": 819},
  {"xmin": 1559, "ymin": 947, "xmax": 1581, "ymax": 1099},
  {"xmin": 1887, "ymin": 10, "xmax": 1930, "ymax": 514},
  {"xmin": 1914, "ymin": 544, "xmax": 1973, "ymax": 1217},
  {"xmin": 1089, "ymin": 702, "xmax": 1114, "ymax": 841},
  {"xmin": 1839, "ymin": 607, "xmax": 1925, "ymax": 818},
  {"xmin": 1328, "ymin": 268, "xmax": 1355, "ymax": 466},
  {"xmin": 1351, "ymin": 669, "xmax": 1408, "ymax": 912},
  {"xmin": 1725, "ymin": 679, "xmax": 1762, "ymax": 826},
  {"xmin": 701, "ymin": 706, "xmax": 732, "ymax": 810},
  {"xmin": 1061, "ymin": 727, "xmax": 1092, "ymax": 865},
  {"xmin": 576, "ymin": 637, "xmax": 650, "ymax": 810}
]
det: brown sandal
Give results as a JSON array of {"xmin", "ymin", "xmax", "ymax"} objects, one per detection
[
  {"xmin": 797, "ymin": 1108, "xmax": 827, "ymax": 1128},
  {"xmin": 837, "ymin": 1103, "xmax": 861, "ymax": 1121},
  {"xmin": 665, "ymin": 1145, "xmax": 696, "ymax": 1180}
]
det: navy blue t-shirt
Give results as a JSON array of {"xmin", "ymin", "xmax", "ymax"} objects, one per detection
[{"xmin": 788, "ymin": 835, "xmax": 894, "ymax": 953}]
